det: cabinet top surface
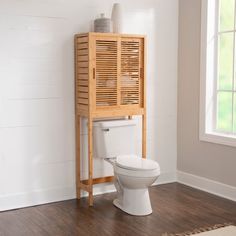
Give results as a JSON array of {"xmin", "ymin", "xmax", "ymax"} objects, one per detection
[{"xmin": 75, "ymin": 32, "xmax": 146, "ymax": 38}]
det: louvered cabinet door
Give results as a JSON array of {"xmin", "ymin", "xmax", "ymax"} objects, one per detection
[
  {"xmin": 94, "ymin": 38, "xmax": 118, "ymax": 108},
  {"xmin": 120, "ymin": 38, "xmax": 144, "ymax": 107}
]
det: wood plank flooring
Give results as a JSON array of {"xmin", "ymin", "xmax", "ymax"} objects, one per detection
[{"xmin": 0, "ymin": 183, "xmax": 235, "ymax": 236}]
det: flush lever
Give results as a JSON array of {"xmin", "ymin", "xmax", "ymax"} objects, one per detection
[{"xmin": 102, "ymin": 128, "xmax": 110, "ymax": 132}]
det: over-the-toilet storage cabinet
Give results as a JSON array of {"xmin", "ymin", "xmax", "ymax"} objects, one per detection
[{"xmin": 75, "ymin": 32, "xmax": 146, "ymax": 206}]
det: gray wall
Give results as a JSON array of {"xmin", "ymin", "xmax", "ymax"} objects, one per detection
[{"xmin": 178, "ymin": 0, "xmax": 236, "ymax": 187}]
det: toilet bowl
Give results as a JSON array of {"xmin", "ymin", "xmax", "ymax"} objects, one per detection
[
  {"xmin": 106, "ymin": 154, "xmax": 160, "ymax": 216},
  {"xmin": 93, "ymin": 119, "xmax": 161, "ymax": 216}
]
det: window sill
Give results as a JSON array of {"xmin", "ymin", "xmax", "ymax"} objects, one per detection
[{"xmin": 200, "ymin": 132, "xmax": 236, "ymax": 147}]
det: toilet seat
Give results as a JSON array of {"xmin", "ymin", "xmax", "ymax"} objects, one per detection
[
  {"xmin": 116, "ymin": 154, "xmax": 159, "ymax": 171},
  {"xmin": 114, "ymin": 164, "xmax": 160, "ymax": 178}
]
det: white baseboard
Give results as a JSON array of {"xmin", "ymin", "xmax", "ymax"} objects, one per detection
[
  {"xmin": 177, "ymin": 171, "xmax": 236, "ymax": 202},
  {"xmin": 0, "ymin": 171, "xmax": 177, "ymax": 211},
  {"xmin": 0, "ymin": 186, "xmax": 76, "ymax": 212},
  {"xmin": 153, "ymin": 171, "xmax": 177, "ymax": 185}
]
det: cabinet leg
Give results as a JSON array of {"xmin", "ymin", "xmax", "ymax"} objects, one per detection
[
  {"xmin": 88, "ymin": 190, "xmax": 93, "ymax": 206},
  {"xmin": 75, "ymin": 115, "xmax": 81, "ymax": 199},
  {"xmin": 88, "ymin": 116, "xmax": 93, "ymax": 206}
]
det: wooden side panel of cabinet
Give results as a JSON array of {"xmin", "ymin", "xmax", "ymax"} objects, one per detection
[{"xmin": 75, "ymin": 34, "xmax": 89, "ymax": 116}]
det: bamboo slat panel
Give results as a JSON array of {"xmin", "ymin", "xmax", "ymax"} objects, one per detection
[
  {"xmin": 120, "ymin": 39, "xmax": 140, "ymax": 105},
  {"xmin": 76, "ymin": 35, "xmax": 89, "ymax": 113},
  {"xmin": 95, "ymin": 40, "xmax": 118, "ymax": 107}
]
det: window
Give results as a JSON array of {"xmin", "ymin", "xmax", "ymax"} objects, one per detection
[
  {"xmin": 200, "ymin": 0, "xmax": 236, "ymax": 146},
  {"xmin": 217, "ymin": 0, "xmax": 236, "ymax": 133}
]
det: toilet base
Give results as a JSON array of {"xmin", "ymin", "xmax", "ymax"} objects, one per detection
[{"xmin": 113, "ymin": 188, "xmax": 152, "ymax": 216}]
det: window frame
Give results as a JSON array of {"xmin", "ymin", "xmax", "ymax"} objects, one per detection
[{"xmin": 200, "ymin": 0, "xmax": 236, "ymax": 147}]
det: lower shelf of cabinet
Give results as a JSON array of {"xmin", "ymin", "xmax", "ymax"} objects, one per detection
[{"xmin": 78, "ymin": 176, "xmax": 114, "ymax": 193}]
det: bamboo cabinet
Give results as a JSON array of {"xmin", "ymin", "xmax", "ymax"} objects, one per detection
[{"xmin": 75, "ymin": 32, "xmax": 146, "ymax": 206}]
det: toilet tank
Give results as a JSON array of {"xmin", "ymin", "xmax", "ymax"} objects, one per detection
[{"xmin": 93, "ymin": 119, "xmax": 137, "ymax": 158}]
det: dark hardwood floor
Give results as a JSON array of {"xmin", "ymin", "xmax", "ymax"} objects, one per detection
[{"xmin": 0, "ymin": 183, "xmax": 235, "ymax": 236}]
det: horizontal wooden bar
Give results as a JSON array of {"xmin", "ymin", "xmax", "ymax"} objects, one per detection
[
  {"xmin": 77, "ymin": 108, "xmax": 88, "ymax": 117},
  {"xmin": 77, "ymin": 108, "xmax": 144, "ymax": 118},
  {"xmin": 77, "ymin": 37, "xmax": 88, "ymax": 43},
  {"xmin": 81, "ymin": 176, "xmax": 114, "ymax": 186},
  {"xmin": 92, "ymin": 108, "xmax": 144, "ymax": 118}
]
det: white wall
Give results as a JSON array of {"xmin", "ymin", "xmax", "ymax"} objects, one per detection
[
  {"xmin": 0, "ymin": 0, "xmax": 178, "ymax": 211},
  {"xmin": 178, "ymin": 0, "xmax": 236, "ymax": 189}
]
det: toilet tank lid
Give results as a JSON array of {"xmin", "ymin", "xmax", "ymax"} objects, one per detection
[
  {"xmin": 93, "ymin": 119, "xmax": 137, "ymax": 128},
  {"xmin": 116, "ymin": 154, "xmax": 160, "ymax": 171}
]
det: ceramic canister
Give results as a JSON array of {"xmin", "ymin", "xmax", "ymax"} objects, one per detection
[
  {"xmin": 94, "ymin": 13, "xmax": 112, "ymax": 33},
  {"xmin": 111, "ymin": 3, "xmax": 123, "ymax": 33}
]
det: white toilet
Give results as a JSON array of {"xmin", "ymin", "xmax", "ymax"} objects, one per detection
[{"xmin": 93, "ymin": 119, "xmax": 160, "ymax": 216}]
